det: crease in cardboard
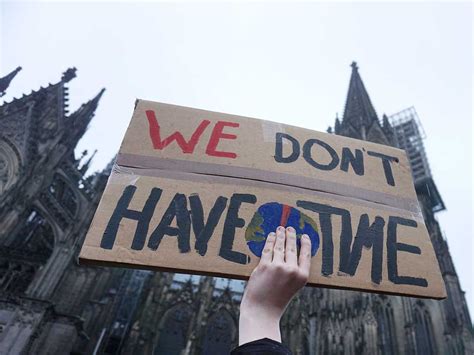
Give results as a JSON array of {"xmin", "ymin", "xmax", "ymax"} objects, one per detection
[
  {"xmin": 110, "ymin": 162, "xmax": 423, "ymax": 220},
  {"xmin": 115, "ymin": 154, "xmax": 423, "ymax": 218}
]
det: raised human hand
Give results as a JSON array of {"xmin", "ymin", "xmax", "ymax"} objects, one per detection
[{"xmin": 239, "ymin": 226, "xmax": 312, "ymax": 345}]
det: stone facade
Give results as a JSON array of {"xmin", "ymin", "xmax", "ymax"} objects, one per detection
[
  {"xmin": 0, "ymin": 67, "xmax": 138, "ymax": 354},
  {"xmin": 0, "ymin": 64, "xmax": 472, "ymax": 354}
]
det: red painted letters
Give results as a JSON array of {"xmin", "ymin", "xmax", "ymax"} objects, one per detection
[
  {"xmin": 205, "ymin": 121, "xmax": 239, "ymax": 158},
  {"xmin": 146, "ymin": 110, "xmax": 239, "ymax": 158},
  {"xmin": 146, "ymin": 110, "xmax": 211, "ymax": 153}
]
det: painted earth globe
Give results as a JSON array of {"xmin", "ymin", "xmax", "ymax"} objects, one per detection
[{"xmin": 245, "ymin": 202, "xmax": 320, "ymax": 257}]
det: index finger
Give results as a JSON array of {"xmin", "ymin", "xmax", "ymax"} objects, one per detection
[
  {"xmin": 259, "ymin": 232, "xmax": 276, "ymax": 265},
  {"xmin": 298, "ymin": 234, "xmax": 312, "ymax": 275}
]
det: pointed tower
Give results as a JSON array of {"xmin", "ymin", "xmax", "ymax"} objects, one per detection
[
  {"xmin": 343, "ymin": 62, "xmax": 378, "ymax": 130},
  {"xmin": 329, "ymin": 62, "xmax": 474, "ymax": 354},
  {"xmin": 335, "ymin": 62, "xmax": 395, "ymax": 146},
  {"xmin": 67, "ymin": 88, "xmax": 106, "ymax": 145},
  {"xmin": 0, "ymin": 66, "xmax": 22, "ymax": 97}
]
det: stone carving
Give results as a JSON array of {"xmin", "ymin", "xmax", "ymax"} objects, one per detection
[{"xmin": 0, "ymin": 139, "xmax": 20, "ymax": 195}]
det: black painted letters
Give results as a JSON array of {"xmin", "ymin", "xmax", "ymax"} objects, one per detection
[
  {"xmin": 303, "ymin": 139, "xmax": 340, "ymax": 171},
  {"xmin": 274, "ymin": 133, "xmax": 399, "ymax": 186},
  {"xmin": 190, "ymin": 194, "xmax": 228, "ymax": 256},
  {"xmin": 340, "ymin": 214, "xmax": 384, "ymax": 284},
  {"xmin": 147, "ymin": 193, "xmax": 191, "ymax": 253},
  {"xmin": 220, "ymin": 193, "xmax": 257, "ymax": 264},
  {"xmin": 274, "ymin": 133, "xmax": 300, "ymax": 163},
  {"xmin": 387, "ymin": 216, "xmax": 428, "ymax": 287},
  {"xmin": 101, "ymin": 185, "xmax": 162, "ymax": 250},
  {"xmin": 340, "ymin": 147, "xmax": 364, "ymax": 176},
  {"xmin": 367, "ymin": 151, "xmax": 398, "ymax": 186}
]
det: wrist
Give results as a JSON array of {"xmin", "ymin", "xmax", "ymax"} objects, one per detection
[
  {"xmin": 240, "ymin": 298, "xmax": 282, "ymax": 321},
  {"xmin": 239, "ymin": 303, "xmax": 282, "ymax": 345}
]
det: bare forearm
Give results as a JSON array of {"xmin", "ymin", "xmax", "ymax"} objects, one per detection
[{"xmin": 239, "ymin": 307, "xmax": 281, "ymax": 345}]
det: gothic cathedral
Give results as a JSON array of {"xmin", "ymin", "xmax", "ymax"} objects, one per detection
[{"xmin": 0, "ymin": 64, "xmax": 472, "ymax": 354}]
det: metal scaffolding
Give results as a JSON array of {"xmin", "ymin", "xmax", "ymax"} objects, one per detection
[
  {"xmin": 388, "ymin": 107, "xmax": 445, "ymax": 212},
  {"xmin": 389, "ymin": 107, "xmax": 431, "ymax": 183}
]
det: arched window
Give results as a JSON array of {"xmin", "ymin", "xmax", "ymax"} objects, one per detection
[
  {"xmin": 10, "ymin": 209, "xmax": 54, "ymax": 261},
  {"xmin": 0, "ymin": 209, "xmax": 55, "ymax": 295},
  {"xmin": 201, "ymin": 310, "xmax": 235, "ymax": 355},
  {"xmin": 49, "ymin": 174, "xmax": 78, "ymax": 216},
  {"xmin": 375, "ymin": 301, "xmax": 397, "ymax": 354},
  {"xmin": 308, "ymin": 316, "xmax": 318, "ymax": 351},
  {"xmin": 323, "ymin": 330, "xmax": 334, "ymax": 354},
  {"xmin": 155, "ymin": 305, "xmax": 193, "ymax": 355},
  {"xmin": 0, "ymin": 262, "xmax": 36, "ymax": 294},
  {"xmin": 414, "ymin": 306, "xmax": 437, "ymax": 353},
  {"xmin": 0, "ymin": 138, "xmax": 21, "ymax": 195}
]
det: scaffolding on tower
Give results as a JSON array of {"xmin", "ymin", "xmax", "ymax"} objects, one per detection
[{"xmin": 389, "ymin": 107, "xmax": 445, "ymax": 213}]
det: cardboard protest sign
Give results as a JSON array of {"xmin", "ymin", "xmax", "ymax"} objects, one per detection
[{"xmin": 79, "ymin": 100, "xmax": 446, "ymax": 299}]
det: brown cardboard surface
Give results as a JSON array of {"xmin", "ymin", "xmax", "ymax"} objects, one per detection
[
  {"xmin": 79, "ymin": 100, "xmax": 446, "ymax": 299},
  {"xmin": 118, "ymin": 100, "xmax": 418, "ymax": 210}
]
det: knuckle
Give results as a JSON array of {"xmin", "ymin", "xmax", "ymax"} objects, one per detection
[
  {"xmin": 274, "ymin": 263, "xmax": 285, "ymax": 273},
  {"xmin": 275, "ymin": 246, "xmax": 284, "ymax": 253},
  {"xmin": 287, "ymin": 267, "xmax": 299, "ymax": 278},
  {"xmin": 297, "ymin": 270, "xmax": 309, "ymax": 282},
  {"xmin": 265, "ymin": 237, "xmax": 275, "ymax": 246}
]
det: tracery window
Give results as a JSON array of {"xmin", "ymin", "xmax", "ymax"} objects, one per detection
[
  {"xmin": 0, "ymin": 139, "xmax": 21, "ymax": 195},
  {"xmin": 9, "ymin": 210, "xmax": 55, "ymax": 261},
  {"xmin": 414, "ymin": 306, "xmax": 437, "ymax": 354},
  {"xmin": 0, "ymin": 209, "xmax": 55, "ymax": 294},
  {"xmin": 171, "ymin": 273, "xmax": 201, "ymax": 291},
  {"xmin": 212, "ymin": 277, "xmax": 245, "ymax": 301},
  {"xmin": 375, "ymin": 301, "xmax": 397, "ymax": 354},
  {"xmin": 202, "ymin": 310, "xmax": 235, "ymax": 355},
  {"xmin": 49, "ymin": 174, "xmax": 78, "ymax": 216},
  {"xmin": 0, "ymin": 262, "xmax": 35, "ymax": 294},
  {"xmin": 154, "ymin": 305, "xmax": 193, "ymax": 355}
]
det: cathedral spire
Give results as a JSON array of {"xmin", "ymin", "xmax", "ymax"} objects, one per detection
[
  {"xmin": 69, "ymin": 88, "xmax": 106, "ymax": 142},
  {"xmin": 0, "ymin": 66, "xmax": 22, "ymax": 97},
  {"xmin": 342, "ymin": 62, "xmax": 378, "ymax": 131},
  {"xmin": 73, "ymin": 88, "xmax": 105, "ymax": 123},
  {"xmin": 80, "ymin": 149, "xmax": 97, "ymax": 174}
]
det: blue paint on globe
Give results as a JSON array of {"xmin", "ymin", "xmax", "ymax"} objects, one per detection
[{"xmin": 245, "ymin": 202, "xmax": 320, "ymax": 258}]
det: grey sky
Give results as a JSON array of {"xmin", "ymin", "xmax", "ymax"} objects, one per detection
[{"xmin": 1, "ymin": 1, "xmax": 472, "ymax": 317}]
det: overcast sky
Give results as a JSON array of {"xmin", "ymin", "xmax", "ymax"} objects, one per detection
[{"xmin": 1, "ymin": 1, "xmax": 472, "ymax": 317}]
